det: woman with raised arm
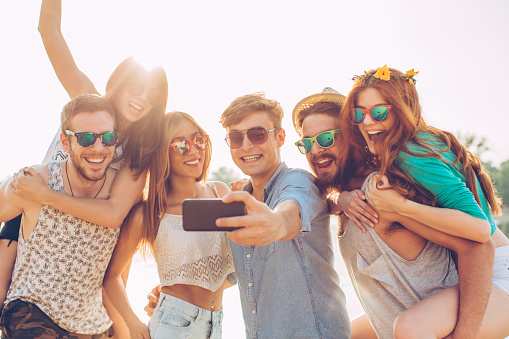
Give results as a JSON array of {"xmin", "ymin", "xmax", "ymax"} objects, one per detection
[
  {"xmin": 1, "ymin": 0, "xmax": 168, "ymax": 336},
  {"xmin": 104, "ymin": 111, "xmax": 235, "ymax": 339},
  {"xmin": 339, "ymin": 65, "xmax": 509, "ymax": 338}
]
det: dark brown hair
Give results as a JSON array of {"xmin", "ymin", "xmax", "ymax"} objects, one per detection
[
  {"xmin": 294, "ymin": 102, "xmax": 341, "ymax": 137},
  {"xmin": 104, "ymin": 56, "xmax": 169, "ymax": 176}
]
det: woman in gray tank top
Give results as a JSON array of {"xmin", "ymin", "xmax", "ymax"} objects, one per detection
[{"xmin": 337, "ymin": 66, "xmax": 509, "ymax": 338}]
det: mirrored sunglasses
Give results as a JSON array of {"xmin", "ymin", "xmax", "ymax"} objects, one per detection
[
  {"xmin": 295, "ymin": 129, "xmax": 341, "ymax": 154},
  {"xmin": 170, "ymin": 135, "xmax": 209, "ymax": 156},
  {"xmin": 225, "ymin": 127, "xmax": 276, "ymax": 149},
  {"xmin": 351, "ymin": 105, "xmax": 391, "ymax": 125},
  {"xmin": 65, "ymin": 130, "xmax": 119, "ymax": 147},
  {"xmin": 127, "ymin": 80, "xmax": 161, "ymax": 106}
]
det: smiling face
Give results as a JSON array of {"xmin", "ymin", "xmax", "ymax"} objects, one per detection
[
  {"xmin": 63, "ymin": 111, "xmax": 115, "ymax": 182},
  {"xmin": 301, "ymin": 113, "xmax": 342, "ymax": 187},
  {"xmin": 228, "ymin": 111, "xmax": 285, "ymax": 185},
  {"xmin": 355, "ymin": 87, "xmax": 395, "ymax": 155},
  {"xmin": 115, "ymin": 71, "xmax": 161, "ymax": 127},
  {"xmin": 169, "ymin": 118, "xmax": 208, "ymax": 180}
]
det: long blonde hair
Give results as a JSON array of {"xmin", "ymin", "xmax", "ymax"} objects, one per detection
[{"xmin": 138, "ymin": 111, "xmax": 212, "ymax": 254}]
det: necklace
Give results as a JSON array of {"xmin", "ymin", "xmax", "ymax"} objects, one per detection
[{"xmin": 65, "ymin": 160, "xmax": 106, "ymax": 198}]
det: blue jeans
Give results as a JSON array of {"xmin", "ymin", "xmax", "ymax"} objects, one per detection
[{"xmin": 148, "ymin": 293, "xmax": 223, "ymax": 339}]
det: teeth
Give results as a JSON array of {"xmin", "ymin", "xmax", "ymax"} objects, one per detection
[
  {"xmin": 129, "ymin": 102, "xmax": 142, "ymax": 112},
  {"xmin": 86, "ymin": 157, "xmax": 105, "ymax": 164},
  {"xmin": 317, "ymin": 159, "xmax": 331, "ymax": 164},
  {"xmin": 367, "ymin": 130, "xmax": 383, "ymax": 135},
  {"xmin": 185, "ymin": 159, "xmax": 200, "ymax": 165},
  {"xmin": 242, "ymin": 155, "xmax": 261, "ymax": 161}
]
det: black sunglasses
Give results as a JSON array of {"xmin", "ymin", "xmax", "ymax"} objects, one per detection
[
  {"xmin": 66, "ymin": 130, "xmax": 119, "ymax": 147},
  {"xmin": 225, "ymin": 127, "xmax": 276, "ymax": 149},
  {"xmin": 127, "ymin": 80, "xmax": 161, "ymax": 106}
]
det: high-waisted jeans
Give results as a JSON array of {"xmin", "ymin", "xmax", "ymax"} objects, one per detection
[{"xmin": 148, "ymin": 292, "xmax": 223, "ymax": 339}]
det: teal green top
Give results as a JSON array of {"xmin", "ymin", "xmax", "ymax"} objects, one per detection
[{"xmin": 396, "ymin": 133, "xmax": 496, "ymax": 235}]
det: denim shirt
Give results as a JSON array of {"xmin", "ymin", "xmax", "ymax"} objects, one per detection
[{"xmin": 230, "ymin": 163, "xmax": 350, "ymax": 339}]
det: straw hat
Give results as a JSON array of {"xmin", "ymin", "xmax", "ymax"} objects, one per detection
[{"xmin": 292, "ymin": 87, "xmax": 346, "ymax": 132}]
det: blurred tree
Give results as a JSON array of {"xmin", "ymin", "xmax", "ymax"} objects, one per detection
[
  {"xmin": 456, "ymin": 131, "xmax": 489, "ymax": 160},
  {"xmin": 455, "ymin": 132, "xmax": 509, "ymax": 236},
  {"xmin": 209, "ymin": 166, "xmax": 242, "ymax": 186}
]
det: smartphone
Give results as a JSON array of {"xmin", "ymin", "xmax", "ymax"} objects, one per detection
[{"xmin": 182, "ymin": 198, "xmax": 246, "ymax": 232}]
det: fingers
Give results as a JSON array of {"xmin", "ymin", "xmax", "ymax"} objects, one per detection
[
  {"xmin": 226, "ymin": 227, "xmax": 271, "ymax": 246},
  {"xmin": 351, "ymin": 189, "xmax": 366, "ymax": 200},
  {"xmin": 23, "ymin": 167, "xmax": 36, "ymax": 176},
  {"xmin": 151, "ymin": 284, "xmax": 161, "ymax": 297},
  {"xmin": 230, "ymin": 178, "xmax": 248, "ymax": 191},
  {"xmin": 348, "ymin": 215, "xmax": 367, "ymax": 233},
  {"xmin": 355, "ymin": 199, "xmax": 378, "ymax": 221},
  {"xmin": 221, "ymin": 191, "xmax": 252, "ymax": 204},
  {"xmin": 144, "ymin": 304, "xmax": 154, "ymax": 317}
]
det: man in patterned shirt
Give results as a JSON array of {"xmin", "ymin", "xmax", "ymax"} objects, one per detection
[{"xmin": 0, "ymin": 94, "xmax": 120, "ymax": 338}]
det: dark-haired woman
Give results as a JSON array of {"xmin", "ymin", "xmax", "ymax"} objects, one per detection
[{"xmin": 0, "ymin": 1, "xmax": 169, "ymax": 337}]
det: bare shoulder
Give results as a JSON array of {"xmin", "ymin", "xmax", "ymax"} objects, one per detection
[
  {"xmin": 31, "ymin": 164, "xmax": 50, "ymax": 184},
  {"xmin": 209, "ymin": 181, "xmax": 231, "ymax": 198}
]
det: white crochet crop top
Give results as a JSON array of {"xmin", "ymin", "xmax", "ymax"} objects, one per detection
[{"xmin": 152, "ymin": 183, "xmax": 236, "ymax": 292}]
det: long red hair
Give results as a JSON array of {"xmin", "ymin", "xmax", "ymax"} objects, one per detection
[{"xmin": 338, "ymin": 67, "xmax": 501, "ymax": 214}]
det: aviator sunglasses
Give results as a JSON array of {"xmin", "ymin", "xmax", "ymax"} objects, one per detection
[
  {"xmin": 65, "ymin": 130, "xmax": 119, "ymax": 147},
  {"xmin": 351, "ymin": 105, "xmax": 392, "ymax": 125},
  {"xmin": 225, "ymin": 127, "xmax": 276, "ymax": 149},
  {"xmin": 127, "ymin": 80, "xmax": 161, "ymax": 106},
  {"xmin": 170, "ymin": 135, "xmax": 209, "ymax": 156},
  {"xmin": 295, "ymin": 129, "xmax": 341, "ymax": 154}
]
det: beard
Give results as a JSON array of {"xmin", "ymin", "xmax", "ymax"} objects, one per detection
[
  {"xmin": 315, "ymin": 170, "xmax": 341, "ymax": 195},
  {"xmin": 69, "ymin": 148, "xmax": 109, "ymax": 182},
  {"xmin": 310, "ymin": 152, "xmax": 341, "ymax": 195}
]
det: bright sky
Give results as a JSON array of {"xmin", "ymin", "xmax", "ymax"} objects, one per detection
[
  {"xmin": 1, "ymin": 1, "xmax": 508, "ymax": 337},
  {"xmin": 1, "ymin": 0, "xmax": 509, "ymax": 181}
]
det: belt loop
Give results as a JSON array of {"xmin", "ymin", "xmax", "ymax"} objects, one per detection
[{"xmin": 156, "ymin": 292, "xmax": 166, "ymax": 309}]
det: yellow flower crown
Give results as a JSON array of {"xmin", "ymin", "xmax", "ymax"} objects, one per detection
[{"xmin": 352, "ymin": 65, "xmax": 419, "ymax": 85}]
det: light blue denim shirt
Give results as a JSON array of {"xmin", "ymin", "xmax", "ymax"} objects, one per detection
[{"xmin": 231, "ymin": 162, "xmax": 350, "ymax": 339}]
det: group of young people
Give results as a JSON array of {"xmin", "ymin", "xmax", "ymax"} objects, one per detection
[{"xmin": 0, "ymin": 1, "xmax": 508, "ymax": 339}]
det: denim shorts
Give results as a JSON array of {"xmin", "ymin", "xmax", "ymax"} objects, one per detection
[
  {"xmin": 493, "ymin": 245, "xmax": 509, "ymax": 295},
  {"xmin": 148, "ymin": 293, "xmax": 223, "ymax": 339}
]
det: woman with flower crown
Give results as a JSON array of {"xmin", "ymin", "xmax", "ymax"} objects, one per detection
[{"xmin": 337, "ymin": 65, "xmax": 509, "ymax": 338}]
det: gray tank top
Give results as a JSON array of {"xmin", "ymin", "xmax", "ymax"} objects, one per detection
[{"xmin": 338, "ymin": 173, "xmax": 458, "ymax": 339}]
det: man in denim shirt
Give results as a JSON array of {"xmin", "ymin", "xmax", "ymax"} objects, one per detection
[{"xmin": 217, "ymin": 93, "xmax": 350, "ymax": 338}]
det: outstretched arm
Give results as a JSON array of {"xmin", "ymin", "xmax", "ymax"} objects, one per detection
[
  {"xmin": 12, "ymin": 166, "xmax": 146, "ymax": 229},
  {"xmin": 217, "ymin": 191, "xmax": 302, "ymax": 246},
  {"xmin": 38, "ymin": 0, "xmax": 98, "ymax": 98},
  {"xmin": 366, "ymin": 175, "xmax": 491, "ymax": 243},
  {"xmin": 388, "ymin": 211, "xmax": 494, "ymax": 338},
  {"xmin": 104, "ymin": 205, "xmax": 150, "ymax": 339}
]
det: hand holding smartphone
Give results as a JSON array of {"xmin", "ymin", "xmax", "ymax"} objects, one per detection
[{"xmin": 182, "ymin": 198, "xmax": 246, "ymax": 231}]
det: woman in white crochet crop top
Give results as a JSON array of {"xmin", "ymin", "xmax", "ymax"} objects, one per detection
[{"xmin": 104, "ymin": 111, "xmax": 235, "ymax": 339}]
